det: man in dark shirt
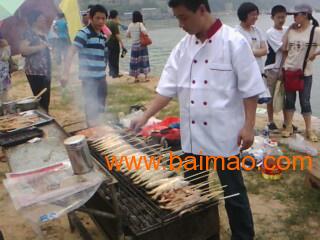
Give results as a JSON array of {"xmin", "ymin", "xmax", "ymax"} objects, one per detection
[{"xmin": 107, "ymin": 10, "xmax": 125, "ymax": 78}]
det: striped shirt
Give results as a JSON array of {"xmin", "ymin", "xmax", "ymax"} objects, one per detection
[{"xmin": 73, "ymin": 25, "xmax": 107, "ymax": 81}]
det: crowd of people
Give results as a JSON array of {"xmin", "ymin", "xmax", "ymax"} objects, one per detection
[
  {"xmin": 234, "ymin": 2, "xmax": 320, "ymax": 142},
  {"xmin": 59, "ymin": 5, "xmax": 151, "ymax": 126},
  {"xmin": 0, "ymin": 4, "xmax": 151, "ymax": 123},
  {"xmin": 0, "ymin": 1, "xmax": 318, "ymax": 135}
]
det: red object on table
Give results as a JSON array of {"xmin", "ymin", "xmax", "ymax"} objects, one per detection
[{"xmin": 140, "ymin": 117, "xmax": 180, "ymax": 141}]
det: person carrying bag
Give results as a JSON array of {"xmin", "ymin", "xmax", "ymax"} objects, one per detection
[
  {"xmin": 139, "ymin": 22, "xmax": 152, "ymax": 47},
  {"xmin": 283, "ymin": 25, "xmax": 315, "ymax": 92},
  {"xmin": 127, "ymin": 11, "xmax": 151, "ymax": 82},
  {"xmin": 281, "ymin": 4, "xmax": 320, "ymax": 142}
]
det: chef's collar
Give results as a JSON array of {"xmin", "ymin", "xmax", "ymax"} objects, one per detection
[{"xmin": 206, "ymin": 19, "xmax": 222, "ymax": 39}]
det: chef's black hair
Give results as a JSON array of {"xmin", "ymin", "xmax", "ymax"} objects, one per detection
[
  {"xmin": 168, "ymin": 0, "xmax": 211, "ymax": 13},
  {"xmin": 89, "ymin": 4, "xmax": 108, "ymax": 18},
  {"xmin": 237, "ymin": 2, "xmax": 259, "ymax": 22},
  {"xmin": 271, "ymin": 5, "xmax": 287, "ymax": 17}
]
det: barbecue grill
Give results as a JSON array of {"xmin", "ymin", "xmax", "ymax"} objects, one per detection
[{"xmin": 78, "ymin": 125, "xmax": 221, "ymax": 240}]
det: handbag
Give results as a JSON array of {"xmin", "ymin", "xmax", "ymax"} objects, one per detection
[
  {"xmin": 283, "ymin": 25, "xmax": 316, "ymax": 92},
  {"xmin": 139, "ymin": 23, "xmax": 152, "ymax": 47}
]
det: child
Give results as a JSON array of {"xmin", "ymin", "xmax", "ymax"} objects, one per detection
[
  {"xmin": 236, "ymin": 2, "xmax": 271, "ymax": 104},
  {"xmin": 0, "ymin": 38, "xmax": 11, "ymax": 103},
  {"xmin": 265, "ymin": 5, "xmax": 288, "ymax": 131}
]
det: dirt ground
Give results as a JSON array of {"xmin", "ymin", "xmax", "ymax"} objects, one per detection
[{"xmin": 0, "ymin": 69, "xmax": 320, "ymax": 240}]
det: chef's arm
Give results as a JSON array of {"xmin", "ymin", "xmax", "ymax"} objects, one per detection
[
  {"xmin": 243, "ymin": 96, "xmax": 258, "ymax": 129},
  {"xmin": 252, "ymin": 41, "xmax": 268, "ymax": 57},
  {"xmin": 237, "ymin": 96, "xmax": 258, "ymax": 150},
  {"xmin": 131, "ymin": 94, "xmax": 171, "ymax": 132},
  {"xmin": 142, "ymin": 94, "xmax": 171, "ymax": 121}
]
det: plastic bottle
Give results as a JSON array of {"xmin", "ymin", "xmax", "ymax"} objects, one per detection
[{"xmin": 261, "ymin": 125, "xmax": 283, "ymax": 180}]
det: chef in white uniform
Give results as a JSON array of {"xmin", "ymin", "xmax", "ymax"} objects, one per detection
[{"xmin": 131, "ymin": 1, "xmax": 265, "ymax": 239}]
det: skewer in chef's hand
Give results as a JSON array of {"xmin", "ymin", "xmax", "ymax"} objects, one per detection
[{"xmin": 130, "ymin": 116, "xmax": 149, "ymax": 133}]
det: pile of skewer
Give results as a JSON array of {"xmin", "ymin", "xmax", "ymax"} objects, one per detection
[
  {"xmin": 83, "ymin": 125, "xmax": 239, "ymax": 215},
  {"xmin": 0, "ymin": 113, "xmax": 40, "ymax": 132}
]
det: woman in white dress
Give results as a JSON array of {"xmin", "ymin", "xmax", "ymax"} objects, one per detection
[{"xmin": 127, "ymin": 11, "xmax": 151, "ymax": 83}]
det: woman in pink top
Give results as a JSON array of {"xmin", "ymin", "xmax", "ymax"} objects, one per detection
[{"xmin": 102, "ymin": 25, "xmax": 111, "ymax": 38}]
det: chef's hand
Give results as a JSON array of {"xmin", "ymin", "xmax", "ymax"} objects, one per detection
[
  {"xmin": 237, "ymin": 126, "xmax": 255, "ymax": 151},
  {"xmin": 130, "ymin": 116, "xmax": 148, "ymax": 133}
]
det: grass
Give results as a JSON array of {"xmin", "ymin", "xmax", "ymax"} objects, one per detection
[
  {"xmin": 243, "ymin": 154, "xmax": 320, "ymax": 239},
  {"xmin": 107, "ymin": 82, "xmax": 179, "ymax": 118}
]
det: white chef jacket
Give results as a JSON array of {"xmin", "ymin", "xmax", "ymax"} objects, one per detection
[{"xmin": 156, "ymin": 20, "xmax": 266, "ymax": 157}]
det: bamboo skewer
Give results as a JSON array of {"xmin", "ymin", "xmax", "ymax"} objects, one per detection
[
  {"xmin": 162, "ymin": 190, "xmax": 225, "ymax": 212},
  {"xmin": 184, "ymin": 170, "xmax": 210, "ymax": 180},
  {"xmin": 200, "ymin": 185, "xmax": 227, "ymax": 196},
  {"xmin": 34, "ymin": 88, "xmax": 47, "ymax": 100},
  {"xmin": 186, "ymin": 173, "xmax": 210, "ymax": 184}
]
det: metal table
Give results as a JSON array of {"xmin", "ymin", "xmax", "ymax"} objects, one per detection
[
  {"xmin": 4, "ymin": 119, "xmax": 123, "ymax": 240},
  {"xmin": 6, "ymin": 120, "xmax": 69, "ymax": 172}
]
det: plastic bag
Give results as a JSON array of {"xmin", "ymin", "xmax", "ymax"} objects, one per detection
[
  {"xmin": 242, "ymin": 136, "xmax": 266, "ymax": 167},
  {"xmin": 273, "ymin": 80, "xmax": 285, "ymax": 113},
  {"xmin": 119, "ymin": 110, "xmax": 144, "ymax": 128},
  {"xmin": 4, "ymin": 161, "xmax": 105, "ymax": 227},
  {"xmin": 119, "ymin": 110, "xmax": 161, "ymax": 129},
  {"xmin": 242, "ymin": 136, "xmax": 283, "ymax": 168},
  {"xmin": 287, "ymin": 134, "xmax": 318, "ymax": 156}
]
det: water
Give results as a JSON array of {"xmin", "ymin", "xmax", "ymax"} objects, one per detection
[{"xmin": 120, "ymin": 13, "xmax": 320, "ymax": 116}]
